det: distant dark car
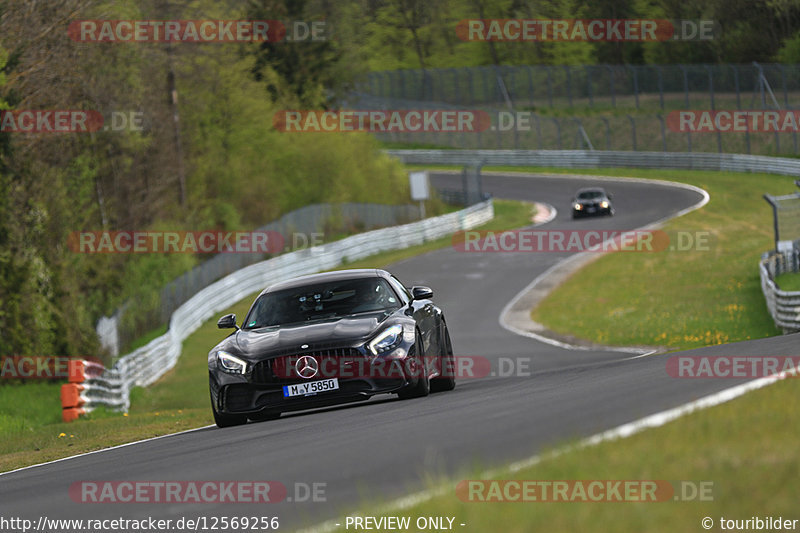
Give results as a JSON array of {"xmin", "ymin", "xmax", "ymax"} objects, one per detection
[
  {"xmin": 208, "ymin": 269, "xmax": 455, "ymax": 427},
  {"xmin": 572, "ymin": 187, "xmax": 614, "ymax": 218}
]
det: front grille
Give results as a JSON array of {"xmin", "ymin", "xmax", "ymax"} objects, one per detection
[{"xmin": 251, "ymin": 347, "xmax": 365, "ymax": 384}]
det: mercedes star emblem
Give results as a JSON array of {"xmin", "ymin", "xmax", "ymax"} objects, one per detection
[{"xmin": 295, "ymin": 355, "xmax": 319, "ymax": 379}]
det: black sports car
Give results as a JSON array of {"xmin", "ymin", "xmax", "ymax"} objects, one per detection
[
  {"xmin": 208, "ymin": 268, "xmax": 455, "ymax": 427},
  {"xmin": 572, "ymin": 187, "xmax": 614, "ymax": 218}
]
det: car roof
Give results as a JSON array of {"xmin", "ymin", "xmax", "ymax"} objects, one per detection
[
  {"xmin": 259, "ymin": 268, "xmax": 389, "ymax": 295},
  {"xmin": 575, "ymin": 187, "xmax": 607, "ymax": 194}
]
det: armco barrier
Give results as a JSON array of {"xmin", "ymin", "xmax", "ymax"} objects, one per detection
[
  {"xmin": 385, "ymin": 149, "xmax": 800, "ymax": 177},
  {"xmin": 759, "ymin": 250, "xmax": 800, "ymax": 334},
  {"xmin": 387, "ymin": 149, "xmax": 800, "ymax": 333},
  {"xmin": 62, "ymin": 200, "xmax": 493, "ymax": 421}
]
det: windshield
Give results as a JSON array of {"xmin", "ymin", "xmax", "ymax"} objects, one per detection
[
  {"xmin": 577, "ymin": 191, "xmax": 604, "ymax": 200},
  {"xmin": 243, "ymin": 277, "xmax": 401, "ymax": 329}
]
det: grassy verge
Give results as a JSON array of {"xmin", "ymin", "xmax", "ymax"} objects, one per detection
[
  {"xmin": 0, "ymin": 199, "xmax": 534, "ymax": 473},
  {"xmin": 325, "ymin": 376, "xmax": 798, "ymax": 533}
]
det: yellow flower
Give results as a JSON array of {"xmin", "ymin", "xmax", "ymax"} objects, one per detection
[{"xmin": 58, "ymin": 433, "xmax": 66, "ymax": 438}]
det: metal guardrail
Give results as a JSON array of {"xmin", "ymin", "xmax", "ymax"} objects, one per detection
[
  {"xmin": 61, "ymin": 200, "xmax": 494, "ymax": 419},
  {"xmin": 386, "ymin": 149, "xmax": 800, "ymax": 176},
  {"xmin": 100, "ymin": 202, "xmax": 423, "ymax": 357},
  {"xmin": 760, "ymin": 250, "xmax": 800, "ymax": 333},
  {"xmin": 387, "ymin": 148, "xmax": 800, "ymax": 334}
]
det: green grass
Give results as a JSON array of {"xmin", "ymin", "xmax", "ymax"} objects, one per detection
[
  {"xmin": 323, "ymin": 377, "xmax": 799, "ymax": 533},
  {"xmin": 0, "ymin": 199, "xmax": 534, "ymax": 472},
  {"xmin": 774, "ymin": 272, "xmax": 800, "ymax": 292}
]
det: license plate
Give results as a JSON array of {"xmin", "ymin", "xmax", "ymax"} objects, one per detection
[
  {"xmin": 283, "ymin": 378, "xmax": 339, "ymax": 398},
  {"xmin": 587, "ymin": 207, "xmax": 596, "ymax": 212}
]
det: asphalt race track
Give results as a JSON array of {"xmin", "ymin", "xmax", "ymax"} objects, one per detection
[{"xmin": 3, "ymin": 172, "xmax": 798, "ymax": 532}]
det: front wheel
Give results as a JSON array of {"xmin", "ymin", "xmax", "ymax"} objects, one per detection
[
  {"xmin": 397, "ymin": 332, "xmax": 430, "ymax": 400},
  {"xmin": 210, "ymin": 389, "xmax": 248, "ymax": 428},
  {"xmin": 431, "ymin": 327, "xmax": 456, "ymax": 393}
]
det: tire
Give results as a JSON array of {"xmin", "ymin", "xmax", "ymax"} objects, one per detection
[
  {"xmin": 430, "ymin": 326, "xmax": 456, "ymax": 393},
  {"xmin": 397, "ymin": 331, "xmax": 430, "ymax": 400},
  {"xmin": 210, "ymin": 389, "xmax": 248, "ymax": 428}
]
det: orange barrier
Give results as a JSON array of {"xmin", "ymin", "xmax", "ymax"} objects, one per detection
[
  {"xmin": 62, "ymin": 407, "xmax": 88, "ymax": 423},
  {"xmin": 62, "ymin": 360, "xmax": 89, "ymax": 422}
]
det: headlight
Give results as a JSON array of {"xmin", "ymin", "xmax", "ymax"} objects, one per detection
[
  {"xmin": 217, "ymin": 351, "xmax": 248, "ymax": 374},
  {"xmin": 600, "ymin": 201, "xmax": 609, "ymax": 208},
  {"xmin": 574, "ymin": 203, "xmax": 582, "ymax": 210},
  {"xmin": 368, "ymin": 324, "xmax": 404, "ymax": 355}
]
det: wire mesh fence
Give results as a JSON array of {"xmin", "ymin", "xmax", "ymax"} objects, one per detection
[
  {"xmin": 360, "ymin": 63, "xmax": 799, "ymax": 111},
  {"xmin": 350, "ymin": 63, "xmax": 800, "ymax": 155}
]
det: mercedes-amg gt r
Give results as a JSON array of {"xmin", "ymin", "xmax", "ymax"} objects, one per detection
[{"xmin": 208, "ymin": 269, "xmax": 455, "ymax": 427}]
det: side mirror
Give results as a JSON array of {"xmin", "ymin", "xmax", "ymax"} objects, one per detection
[
  {"xmin": 411, "ymin": 286, "xmax": 433, "ymax": 300},
  {"xmin": 217, "ymin": 313, "xmax": 238, "ymax": 329}
]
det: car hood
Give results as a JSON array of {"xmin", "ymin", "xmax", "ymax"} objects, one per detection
[{"xmin": 226, "ymin": 312, "xmax": 391, "ymax": 358}]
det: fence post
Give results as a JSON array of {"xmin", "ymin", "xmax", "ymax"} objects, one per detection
[
  {"xmin": 546, "ymin": 66, "xmax": 553, "ymax": 108},
  {"xmin": 527, "ymin": 66, "xmax": 535, "ymax": 107},
  {"xmin": 656, "ymin": 114, "xmax": 667, "ymax": 152},
  {"xmin": 600, "ymin": 116, "xmax": 610, "ymax": 150},
  {"xmin": 534, "ymin": 113, "xmax": 543, "ymax": 149},
  {"xmin": 627, "ymin": 114, "xmax": 637, "ymax": 151},
  {"xmin": 436, "ymin": 69, "xmax": 446, "ymax": 102},
  {"xmin": 707, "ymin": 65, "xmax": 722, "ymax": 153},
  {"xmin": 573, "ymin": 118, "xmax": 593, "ymax": 150},
  {"xmin": 607, "ymin": 65, "xmax": 616, "ymax": 107},
  {"xmin": 754, "ymin": 61, "xmax": 766, "ymax": 108},
  {"xmin": 482, "ymin": 66, "xmax": 490, "ymax": 104},
  {"xmin": 565, "ymin": 65, "xmax": 573, "ymax": 107},
  {"xmin": 551, "ymin": 117, "xmax": 562, "ymax": 149},
  {"xmin": 466, "ymin": 68, "xmax": 475, "ymax": 106},
  {"xmin": 657, "ymin": 65, "xmax": 664, "ymax": 110},
  {"xmin": 586, "ymin": 65, "xmax": 594, "ymax": 107},
  {"xmin": 680, "ymin": 64, "xmax": 689, "ymax": 107},
  {"xmin": 631, "ymin": 65, "xmax": 640, "ymax": 109},
  {"xmin": 780, "ymin": 64, "xmax": 789, "ymax": 107},
  {"xmin": 449, "ymin": 68, "xmax": 460, "ymax": 105}
]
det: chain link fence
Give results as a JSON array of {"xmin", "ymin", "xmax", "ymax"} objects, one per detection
[
  {"xmin": 349, "ymin": 63, "xmax": 800, "ymax": 155},
  {"xmin": 360, "ymin": 63, "xmax": 797, "ymax": 111}
]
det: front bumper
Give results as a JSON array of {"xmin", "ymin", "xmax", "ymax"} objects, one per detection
[
  {"xmin": 210, "ymin": 376, "xmax": 407, "ymax": 416},
  {"xmin": 573, "ymin": 204, "xmax": 612, "ymax": 217},
  {"xmin": 209, "ymin": 344, "xmax": 420, "ymax": 417}
]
